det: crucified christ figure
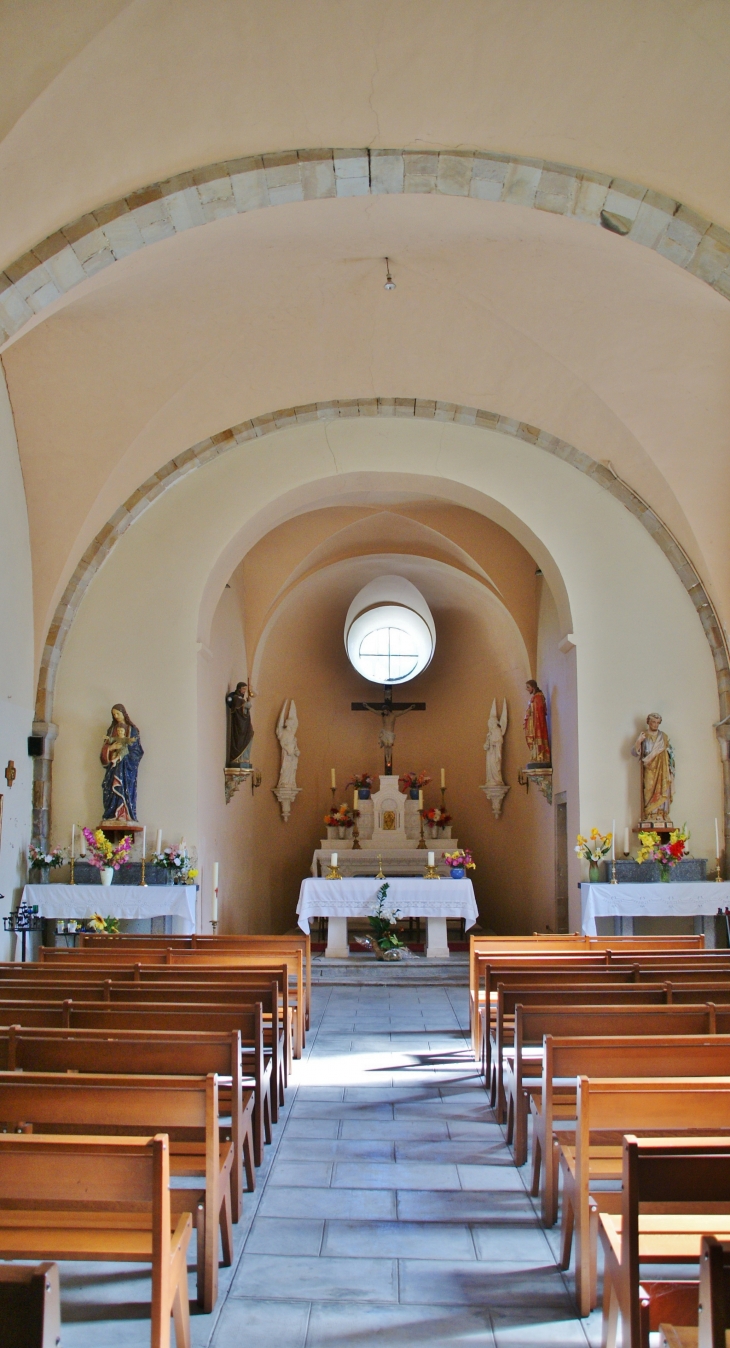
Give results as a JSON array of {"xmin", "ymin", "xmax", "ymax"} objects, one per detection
[{"xmin": 351, "ymin": 687, "xmax": 426, "ymax": 774}]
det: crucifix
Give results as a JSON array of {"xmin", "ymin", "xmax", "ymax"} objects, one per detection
[{"xmin": 351, "ymin": 686, "xmax": 426, "ymax": 774}]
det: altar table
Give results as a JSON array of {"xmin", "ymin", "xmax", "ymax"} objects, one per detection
[
  {"xmin": 580, "ymin": 881, "xmax": 730, "ymax": 940},
  {"xmin": 23, "ymin": 885, "xmax": 197, "ymax": 935},
  {"xmin": 297, "ymin": 876, "xmax": 479, "ymax": 959}
]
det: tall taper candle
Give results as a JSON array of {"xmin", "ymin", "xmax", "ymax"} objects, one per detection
[
  {"xmin": 354, "ymin": 791, "xmax": 358, "ymax": 814},
  {"xmin": 611, "ymin": 821, "xmax": 615, "ymax": 860},
  {"xmin": 154, "ymin": 828, "xmax": 162, "ymax": 855},
  {"xmin": 440, "ymin": 768, "xmax": 446, "ymax": 788},
  {"xmin": 716, "ymin": 817, "xmax": 721, "ymax": 860},
  {"xmin": 141, "ymin": 826, "xmax": 146, "ymax": 859},
  {"xmin": 331, "ymin": 852, "xmax": 338, "ymax": 868},
  {"xmin": 79, "ymin": 828, "xmax": 86, "ymax": 857},
  {"xmin": 427, "ymin": 851, "xmax": 435, "ymax": 867},
  {"xmin": 71, "ymin": 823, "xmax": 75, "ymax": 860},
  {"xmin": 211, "ymin": 862, "xmax": 219, "ymax": 921},
  {"xmin": 623, "ymin": 826, "xmax": 629, "ymax": 856},
  {"xmin": 331, "ymin": 768, "xmax": 336, "ymax": 789},
  {"xmin": 418, "ymin": 789, "xmax": 423, "ymax": 809}
]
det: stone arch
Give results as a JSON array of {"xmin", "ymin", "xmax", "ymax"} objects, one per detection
[{"xmin": 3, "ymin": 148, "xmax": 730, "ymax": 347}]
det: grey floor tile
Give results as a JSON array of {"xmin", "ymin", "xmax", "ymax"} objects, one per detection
[
  {"xmin": 397, "ymin": 1190, "xmax": 536, "ymax": 1223},
  {"xmin": 457, "ymin": 1163, "xmax": 525, "ymax": 1191},
  {"xmin": 472, "ymin": 1224, "xmax": 557, "ymax": 1263},
  {"xmin": 490, "ymin": 1308, "xmax": 592, "ymax": 1345},
  {"xmin": 340, "ymin": 1118, "xmax": 450, "ymax": 1140},
  {"xmin": 395, "ymin": 1139, "xmax": 510, "ymax": 1164},
  {"xmin": 245, "ymin": 1215, "xmax": 324, "ymax": 1255},
  {"xmin": 267, "ymin": 1160, "xmax": 333, "ymax": 1187},
  {"xmin": 322, "ymin": 1218, "xmax": 476, "ymax": 1260},
  {"xmin": 306, "ymin": 1300, "xmax": 496, "ymax": 1345},
  {"xmin": 333, "ymin": 1160, "xmax": 461, "ymax": 1190},
  {"xmin": 258, "ymin": 1185, "xmax": 397, "ymax": 1221},
  {"xmin": 399, "ymin": 1259, "xmax": 576, "ymax": 1308},
  {"xmin": 285, "ymin": 1118, "xmax": 341, "ymax": 1138},
  {"xmin": 210, "ymin": 1296, "xmax": 310, "ymax": 1347},
  {"xmin": 279, "ymin": 1137, "xmax": 395, "ymax": 1162},
  {"xmin": 292, "ymin": 1101, "xmax": 395, "ymax": 1119},
  {"xmin": 230, "ymin": 1253, "xmax": 397, "ymax": 1302}
]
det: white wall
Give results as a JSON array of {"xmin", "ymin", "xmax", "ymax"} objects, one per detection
[
  {"xmin": 0, "ymin": 363, "xmax": 34, "ymax": 957},
  {"xmin": 50, "ymin": 416, "xmax": 722, "ymax": 933}
]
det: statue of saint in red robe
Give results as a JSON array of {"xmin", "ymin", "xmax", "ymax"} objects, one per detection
[{"xmin": 523, "ymin": 680, "xmax": 551, "ymax": 764}]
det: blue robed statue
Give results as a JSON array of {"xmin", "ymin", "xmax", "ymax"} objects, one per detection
[{"xmin": 100, "ymin": 703, "xmax": 144, "ymax": 821}]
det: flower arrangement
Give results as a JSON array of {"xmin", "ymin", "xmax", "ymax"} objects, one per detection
[
  {"xmin": 345, "ymin": 773, "xmax": 372, "ymax": 791},
  {"xmin": 423, "ymin": 806, "xmax": 452, "ymax": 827},
  {"xmin": 86, "ymin": 913, "xmax": 121, "ymax": 934},
  {"xmin": 442, "ymin": 849, "xmax": 475, "ymax": 872},
  {"xmin": 368, "ymin": 882, "xmax": 404, "ymax": 955},
  {"xmin": 151, "ymin": 844, "xmax": 199, "ymax": 885},
  {"xmin": 575, "ymin": 829, "xmax": 613, "ymax": 864},
  {"xmin": 323, "ymin": 804, "xmax": 358, "ymax": 828},
  {"xmin": 636, "ymin": 826, "xmax": 689, "ymax": 880},
  {"xmin": 82, "ymin": 827, "xmax": 132, "ymax": 871},
  {"xmin": 398, "ymin": 770, "xmax": 432, "ymax": 792},
  {"xmin": 28, "ymin": 844, "xmax": 65, "ymax": 871}
]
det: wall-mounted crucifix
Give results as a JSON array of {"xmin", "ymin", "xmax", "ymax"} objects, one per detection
[{"xmin": 351, "ymin": 686, "xmax": 426, "ymax": 774}]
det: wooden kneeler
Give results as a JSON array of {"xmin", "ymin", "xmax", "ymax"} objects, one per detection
[{"xmin": 0, "ymin": 1133, "xmax": 191, "ymax": 1348}]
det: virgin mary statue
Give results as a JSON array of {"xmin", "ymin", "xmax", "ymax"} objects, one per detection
[{"xmin": 100, "ymin": 704, "xmax": 144, "ymax": 822}]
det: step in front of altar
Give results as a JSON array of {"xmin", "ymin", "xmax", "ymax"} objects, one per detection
[{"xmin": 311, "ymin": 846, "xmax": 458, "ymax": 877}]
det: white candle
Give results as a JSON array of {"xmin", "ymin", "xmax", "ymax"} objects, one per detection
[
  {"xmin": 716, "ymin": 818, "xmax": 721, "ymax": 859},
  {"xmin": 71, "ymin": 823, "xmax": 75, "ymax": 860},
  {"xmin": 331, "ymin": 852, "xmax": 338, "ymax": 867},
  {"xmin": 79, "ymin": 829, "xmax": 87, "ymax": 857},
  {"xmin": 354, "ymin": 791, "xmax": 358, "ymax": 813},
  {"xmin": 212, "ymin": 862, "xmax": 219, "ymax": 921},
  {"xmin": 624, "ymin": 827, "xmax": 630, "ymax": 856},
  {"xmin": 331, "ymin": 768, "xmax": 336, "ymax": 789},
  {"xmin": 141, "ymin": 826, "xmax": 146, "ymax": 858},
  {"xmin": 441, "ymin": 768, "xmax": 446, "ymax": 788},
  {"xmin": 611, "ymin": 820, "xmax": 616, "ymax": 860},
  {"xmin": 180, "ymin": 837, "xmax": 186, "ymax": 852},
  {"xmin": 428, "ymin": 851, "xmax": 435, "ymax": 867},
  {"xmin": 155, "ymin": 828, "xmax": 162, "ymax": 855},
  {"xmin": 418, "ymin": 789, "xmax": 423, "ymax": 809}
]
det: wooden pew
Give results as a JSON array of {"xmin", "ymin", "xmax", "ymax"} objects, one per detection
[
  {"xmin": 0, "ymin": 1070, "xmax": 230, "ymax": 1313},
  {"xmin": 1, "ymin": 1025, "xmax": 255, "ymax": 1207},
  {"xmin": 502, "ymin": 1002, "xmax": 718, "ymax": 1173},
  {"xmin": 659, "ymin": 1235, "xmax": 730, "ymax": 1348},
  {"xmin": 570, "ymin": 1081, "xmax": 730, "ymax": 1319},
  {"xmin": 601, "ymin": 1136, "xmax": 730, "ymax": 1348},
  {"xmin": 0, "ymin": 1133, "xmax": 192, "ymax": 1348},
  {"xmin": 39, "ymin": 948, "xmax": 306, "ymax": 1058},
  {"xmin": 0, "ymin": 1262, "xmax": 60, "ymax": 1348}
]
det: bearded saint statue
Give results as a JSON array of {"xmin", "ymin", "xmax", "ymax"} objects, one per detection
[
  {"xmin": 523, "ymin": 680, "xmax": 551, "ymax": 764},
  {"xmin": 632, "ymin": 712, "xmax": 674, "ymax": 827}
]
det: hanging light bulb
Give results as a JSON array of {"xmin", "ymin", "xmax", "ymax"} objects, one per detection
[{"xmin": 384, "ymin": 257, "xmax": 396, "ymax": 291}]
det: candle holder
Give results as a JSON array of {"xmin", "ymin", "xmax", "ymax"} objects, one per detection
[
  {"xmin": 423, "ymin": 863, "xmax": 440, "ymax": 880},
  {"xmin": 140, "ymin": 855, "xmax": 147, "ymax": 887},
  {"xmin": 610, "ymin": 858, "xmax": 617, "ymax": 884},
  {"xmin": 716, "ymin": 859, "xmax": 723, "ymax": 882},
  {"xmin": 376, "ymin": 853, "xmax": 385, "ymax": 880},
  {"xmin": 440, "ymin": 786, "xmax": 447, "ymax": 811},
  {"xmin": 417, "ymin": 810, "xmax": 427, "ymax": 850},
  {"xmin": 69, "ymin": 855, "xmax": 75, "ymax": 886},
  {"xmin": 330, "ymin": 786, "xmax": 337, "ymax": 810},
  {"xmin": 210, "ymin": 918, "xmax": 218, "ymax": 933},
  {"xmin": 351, "ymin": 813, "xmax": 361, "ymax": 851},
  {"xmin": 325, "ymin": 862, "xmax": 342, "ymax": 880}
]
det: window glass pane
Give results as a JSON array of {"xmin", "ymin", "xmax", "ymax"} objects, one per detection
[{"xmin": 358, "ymin": 626, "xmax": 419, "ymax": 682}]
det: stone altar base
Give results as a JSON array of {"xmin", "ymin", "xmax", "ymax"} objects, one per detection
[
  {"xmin": 311, "ymin": 848, "xmax": 457, "ymax": 877},
  {"xmin": 310, "ymin": 951, "xmax": 468, "ymax": 986}
]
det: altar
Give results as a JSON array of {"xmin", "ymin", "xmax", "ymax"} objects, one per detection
[
  {"xmin": 297, "ymin": 876, "xmax": 479, "ymax": 959},
  {"xmin": 580, "ymin": 882, "xmax": 730, "ymax": 941},
  {"xmin": 22, "ymin": 885, "xmax": 197, "ymax": 935}
]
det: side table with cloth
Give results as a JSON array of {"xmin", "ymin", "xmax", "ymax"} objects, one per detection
[
  {"xmin": 297, "ymin": 876, "xmax": 479, "ymax": 958},
  {"xmin": 23, "ymin": 885, "xmax": 197, "ymax": 935},
  {"xmin": 580, "ymin": 881, "xmax": 730, "ymax": 941}
]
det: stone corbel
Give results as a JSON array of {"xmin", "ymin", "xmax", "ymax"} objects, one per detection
[
  {"xmin": 224, "ymin": 767, "xmax": 251, "ymax": 803},
  {"xmin": 480, "ymin": 783, "xmax": 510, "ymax": 819},
  {"xmin": 273, "ymin": 784, "xmax": 302, "ymax": 822},
  {"xmin": 518, "ymin": 764, "xmax": 553, "ymax": 805}
]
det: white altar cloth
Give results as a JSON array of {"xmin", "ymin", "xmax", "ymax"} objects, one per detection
[
  {"xmin": 23, "ymin": 885, "xmax": 197, "ymax": 935},
  {"xmin": 297, "ymin": 876, "xmax": 478, "ymax": 959},
  {"xmin": 580, "ymin": 882, "xmax": 730, "ymax": 937}
]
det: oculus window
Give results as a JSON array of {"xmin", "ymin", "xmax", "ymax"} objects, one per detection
[{"xmin": 346, "ymin": 603, "xmax": 434, "ymax": 685}]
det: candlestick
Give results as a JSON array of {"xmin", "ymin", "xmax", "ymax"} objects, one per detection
[
  {"xmin": 69, "ymin": 854, "xmax": 75, "ymax": 885},
  {"xmin": 376, "ymin": 853, "xmax": 385, "ymax": 879},
  {"xmin": 716, "ymin": 859, "xmax": 723, "ymax": 882},
  {"xmin": 623, "ymin": 826, "xmax": 630, "ymax": 856},
  {"xmin": 716, "ymin": 817, "xmax": 721, "ymax": 860},
  {"xmin": 326, "ymin": 851, "xmax": 342, "ymax": 880},
  {"xmin": 331, "ymin": 768, "xmax": 336, "ymax": 789},
  {"xmin": 418, "ymin": 789, "xmax": 423, "ymax": 809},
  {"xmin": 212, "ymin": 862, "xmax": 219, "ymax": 921},
  {"xmin": 154, "ymin": 828, "xmax": 162, "ymax": 856},
  {"xmin": 351, "ymin": 793, "xmax": 361, "ymax": 850},
  {"xmin": 417, "ymin": 807, "xmax": 427, "ymax": 850},
  {"xmin": 440, "ymin": 768, "xmax": 445, "ymax": 789}
]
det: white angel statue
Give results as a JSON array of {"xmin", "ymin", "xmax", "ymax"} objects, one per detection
[
  {"xmin": 273, "ymin": 700, "xmax": 301, "ymax": 821},
  {"xmin": 481, "ymin": 699, "xmax": 510, "ymax": 818}
]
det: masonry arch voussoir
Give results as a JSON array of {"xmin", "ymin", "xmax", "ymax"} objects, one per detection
[{"xmin": 4, "ymin": 148, "xmax": 730, "ymax": 348}]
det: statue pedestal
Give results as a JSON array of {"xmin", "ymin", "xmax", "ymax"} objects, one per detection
[{"xmin": 97, "ymin": 820, "xmax": 144, "ymax": 844}]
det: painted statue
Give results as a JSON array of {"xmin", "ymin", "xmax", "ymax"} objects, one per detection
[
  {"xmin": 632, "ymin": 712, "xmax": 674, "ymax": 827},
  {"xmin": 226, "ymin": 681, "xmax": 255, "ymax": 769},
  {"xmin": 523, "ymin": 680, "xmax": 551, "ymax": 764},
  {"xmin": 100, "ymin": 704, "xmax": 144, "ymax": 822}
]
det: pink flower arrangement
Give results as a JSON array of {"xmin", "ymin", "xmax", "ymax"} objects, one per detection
[{"xmin": 82, "ymin": 827, "xmax": 132, "ymax": 871}]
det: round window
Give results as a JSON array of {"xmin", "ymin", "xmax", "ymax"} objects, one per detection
[{"xmin": 346, "ymin": 601, "xmax": 434, "ymax": 684}]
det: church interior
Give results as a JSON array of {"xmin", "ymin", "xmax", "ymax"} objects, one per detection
[{"xmin": 1, "ymin": 2, "xmax": 730, "ymax": 1345}]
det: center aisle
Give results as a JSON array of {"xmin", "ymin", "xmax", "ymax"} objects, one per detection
[{"xmin": 212, "ymin": 984, "xmax": 594, "ymax": 1347}]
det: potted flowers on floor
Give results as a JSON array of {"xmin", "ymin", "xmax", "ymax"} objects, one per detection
[
  {"xmin": 28, "ymin": 843, "xmax": 65, "ymax": 884},
  {"xmin": 368, "ymin": 882, "xmax": 405, "ymax": 960},
  {"xmin": 82, "ymin": 827, "xmax": 133, "ymax": 885},
  {"xmin": 442, "ymin": 849, "xmax": 475, "ymax": 880}
]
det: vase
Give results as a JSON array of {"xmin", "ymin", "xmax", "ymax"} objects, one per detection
[
  {"xmin": 409, "ymin": 788, "xmax": 420, "ymax": 800},
  {"xmin": 338, "ymin": 826, "xmax": 346, "ymax": 839},
  {"xmin": 588, "ymin": 863, "xmax": 601, "ymax": 883},
  {"xmin": 427, "ymin": 823, "xmax": 438, "ymax": 839},
  {"xmin": 450, "ymin": 867, "xmax": 465, "ymax": 880},
  {"xmin": 32, "ymin": 866, "xmax": 50, "ymax": 884},
  {"xmin": 659, "ymin": 863, "xmax": 671, "ymax": 882},
  {"xmin": 100, "ymin": 867, "xmax": 114, "ymax": 886},
  {"xmin": 358, "ymin": 788, "xmax": 371, "ymax": 800}
]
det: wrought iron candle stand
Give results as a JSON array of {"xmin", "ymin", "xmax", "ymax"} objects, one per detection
[{"xmin": 3, "ymin": 901, "xmax": 42, "ymax": 962}]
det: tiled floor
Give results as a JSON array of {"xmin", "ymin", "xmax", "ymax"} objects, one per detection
[{"xmin": 56, "ymin": 985, "xmax": 602, "ymax": 1347}]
